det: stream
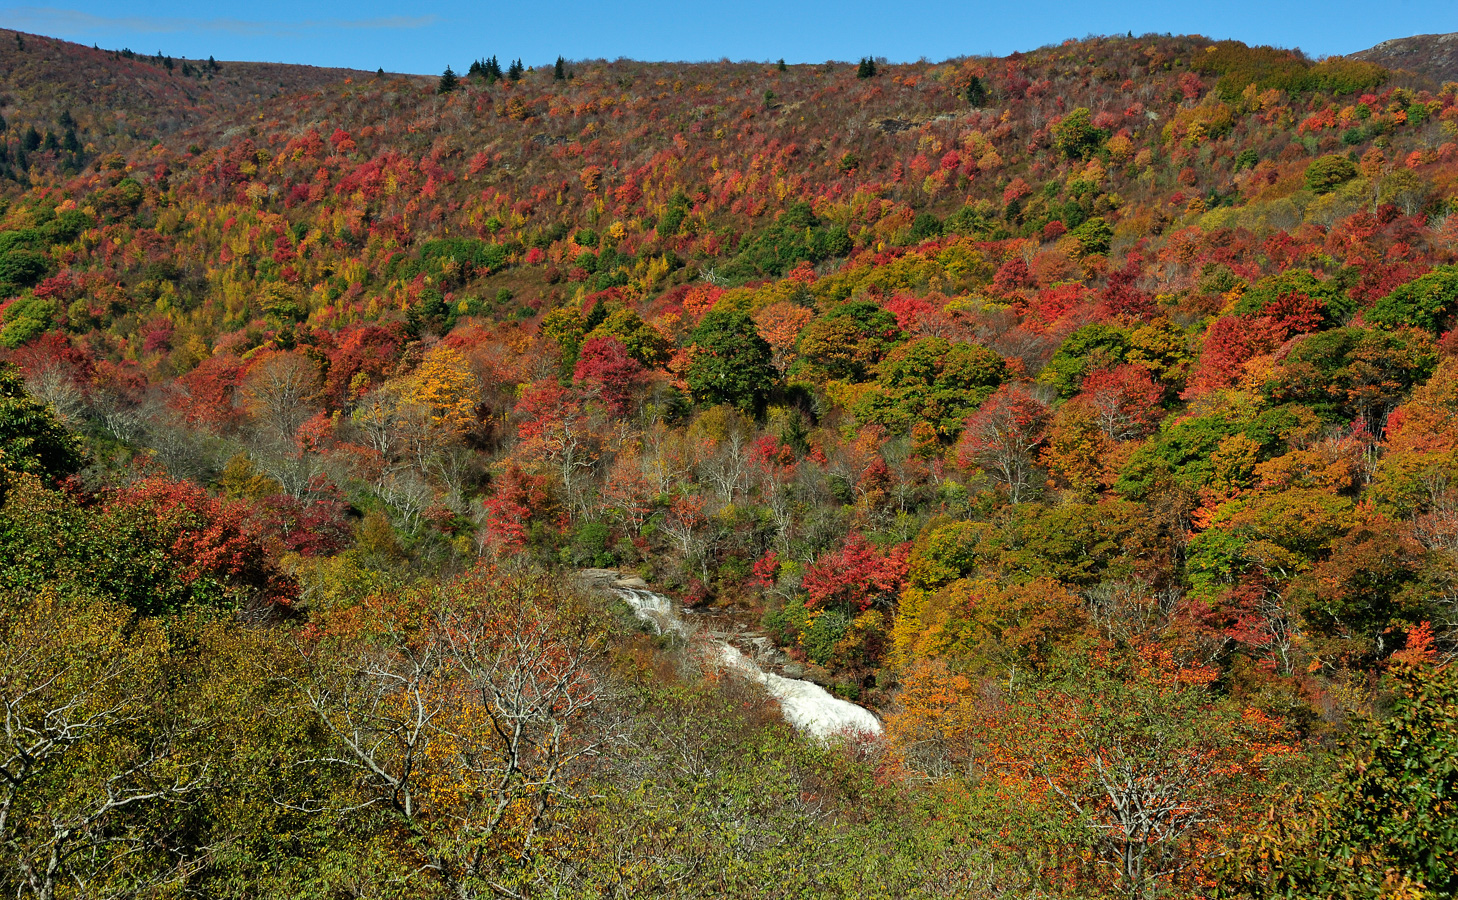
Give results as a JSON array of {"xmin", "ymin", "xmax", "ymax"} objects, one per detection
[{"xmin": 581, "ymin": 571, "xmax": 882, "ymax": 740}]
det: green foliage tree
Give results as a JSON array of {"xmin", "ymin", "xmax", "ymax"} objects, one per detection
[
  {"xmin": 1042, "ymin": 324, "xmax": 1132, "ymax": 397},
  {"xmin": 0, "ymin": 474, "xmax": 297, "ymax": 615},
  {"xmin": 1234, "ymin": 269, "xmax": 1355, "ymax": 327},
  {"xmin": 1069, "ymin": 216, "xmax": 1113, "ymax": 256},
  {"xmin": 794, "ymin": 300, "xmax": 903, "ymax": 382},
  {"xmin": 965, "ymin": 75, "xmax": 987, "ymax": 106},
  {"xmin": 0, "ymin": 248, "xmax": 51, "ymax": 292},
  {"xmin": 1304, "ymin": 155, "xmax": 1358, "ymax": 194},
  {"xmin": 1223, "ymin": 661, "xmax": 1458, "ymax": 899},
  {"xmin": 1052, "ymin": 108, "xmax": 1105, "ymax": 160},
  {"xmin": 1262, "ymin": 326, "xmax": 1437, "ymax": 426},
  {"xmin": 722, "ymin": 203, "xmax": 850, "ymax": 279},
  {"xmin": 1116, "ymin": 404, "xmax": 1316, "ymax": 499},
  {"xmin": 0, "ymin": 364, "xmax": 83, "ymax": 487},
  {"xmin": 1368, "ymin": 265, "xmax": 1458, "ymax": 335},
  {"xmin": 910, "ymin": 212, "xmax": 942, "ymax": 241},
  {"xmin": 854, "ymin": 337, "xmax": 1007, "ymax": 435},
  {"xmin": 686, "ymin": 308, "xmax": 775, "ymax": 411},
  {"xmin": 587, "ymin": 306, "xmax": 670, "ymax": 366},
  {"xmin": 0, "ymin": 296, "xmax": 56, "ymax": 348}
]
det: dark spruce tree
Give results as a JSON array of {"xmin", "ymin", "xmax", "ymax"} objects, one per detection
[
  {"xmin": 554, "ymin": 56, "xmax": 566, "ymax": 80},
  {"xmin": 965, "ymin": 75, "xmax": 987, "ymax": 106},
  {"xmin": 438, "ymin": 65, "xmax": 459, "ymax": 94},
  {"xmin": 857, "ymin": 56, "xmax": 877, "ymax": 78}
]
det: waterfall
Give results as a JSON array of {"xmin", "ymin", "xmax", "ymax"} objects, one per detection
[{"xmin": 613, "ymin": 585, "xmax": 882, "ymax": 740}]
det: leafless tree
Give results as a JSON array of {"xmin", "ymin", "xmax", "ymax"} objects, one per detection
[
  {"xmin": 240, "ymin": 350, "xmax": 319, "ymax": 444},
  {"xmin": 700, "ymin": 428, "xmax": 750, "ymax": 504},
  {"xmin": 292, "ymin": 578, "xmax": 610, "ymax": 899},
  {"xmin": 1053, "ymin": 743, "xmax": 1213, "ymax": 899},
  {"xmin": 21, "ymin": 363, "xmax": 86, "ymax": 427}
]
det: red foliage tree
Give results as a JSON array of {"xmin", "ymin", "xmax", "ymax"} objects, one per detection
[
  {"xmin": 572, "ymin": 335, "xmax": 642, "ymax": 414},
  {"xmin": 322, "ymin": 324, "xmax": 404, "ymax": 406},
  {"xmin": 252, "ymin": 491, "xmax": 352, "ymax": 557},
  {"xmin": 993, "ymin": 257, "xmax": 1034, "ymax": 295},
  {"xmin": 1098, "ymin": 255, "xmax": 1157, "ymax": 322},
  {"xmin": 1183, "ymin": 315, "xmax": 1281, "ymax": 398},
  {"xmin": 481, "ymin": 463, "xmax": 549, "ymax": 554},
  {"xmin": 1077, "ymin": 364, "xmax": 1165, "ymax": 440},
  {"xmin": 802, "ymin": 533, "xmax": 909, "ymax": 614},
  {"xmin": 957, "ymin": 384, "xmax": 1052, "ymax": 503},
  {"xmin": 103, "ymin": 476, "xmax": 299, "ymax": 612},
  {"xmin": 171, "ymin": 354, "xmax": 246, "ymax": 429}
]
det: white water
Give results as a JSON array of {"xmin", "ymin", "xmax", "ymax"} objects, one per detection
[{"xmin": 615, "ymin": 586, "xmax": 882, "ymax": 740}]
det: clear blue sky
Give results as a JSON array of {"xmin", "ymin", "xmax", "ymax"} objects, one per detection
[{"xmin": 0, "ymin": 1, "xmax": 1447, "ymax": 74}]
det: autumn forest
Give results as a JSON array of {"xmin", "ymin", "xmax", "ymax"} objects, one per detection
[{"xmin": 0, "ymin": 26, "xmax": 1455, "ymax": 899}]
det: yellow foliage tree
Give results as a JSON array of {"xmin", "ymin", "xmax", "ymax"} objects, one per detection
[{"xmin": 404, "ymin": 345, "xmax": 482, "ymax": 438}]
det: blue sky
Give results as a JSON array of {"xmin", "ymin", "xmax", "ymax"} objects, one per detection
[{"xmin": 0, "ymin": 1, "xmax": 1448, "ymax": 74}]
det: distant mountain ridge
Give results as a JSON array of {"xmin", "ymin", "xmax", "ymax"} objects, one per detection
[
  {"xmin": 0, "ymin": 29, "xmax": 388, "ymax": 149},
  {"xmin": 1350, "ymin": 31, "xmax": 1458, "ymax": 84}
]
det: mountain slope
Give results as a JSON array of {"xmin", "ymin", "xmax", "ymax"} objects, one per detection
[
  {"xmin": 1350, "ymin": 31, "xmax": 1458, "ymax": 84},
  {"xmin": 0, "ymin": 26, "xmax": 1456, "ymax": 900},
  {"xmin": 0, "ymin": 29, "xmax": 383, "ymax": 147}
]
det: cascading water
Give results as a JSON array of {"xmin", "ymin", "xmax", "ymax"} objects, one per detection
[{"xmin": 613, "ymin": 584, "xmax": 882, "ymax": 740}]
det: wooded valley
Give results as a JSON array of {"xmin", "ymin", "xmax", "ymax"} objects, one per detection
[{"xmin": 0, "ymin": 29, "xmax": 1455, "ymax": 898}]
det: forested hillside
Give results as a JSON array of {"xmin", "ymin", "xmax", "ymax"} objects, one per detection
[{"xmin": 1, "ymin": 27, "xmax": 1456, "ymax": 899}]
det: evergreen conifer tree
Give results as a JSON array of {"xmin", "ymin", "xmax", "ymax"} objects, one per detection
[
  {"xmin": 857, "ymin": 57, "xmax": 877, "ymax": 78},
  {"xmin": 965, "ymin": 75, "xmax": 986, "ymax": 106},
  {"xmin": 438, "ymin": 65, "xmax": 459, "ymax": 94},
  {"xmin": 554, "ymin": 56, "xmax": 566, "ymax": 80}
]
